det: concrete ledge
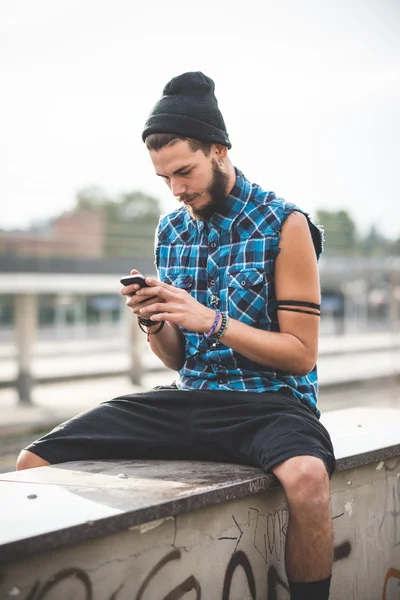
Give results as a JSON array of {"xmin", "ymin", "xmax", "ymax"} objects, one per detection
[
  {"xmin": 0, "ymin": 461, "xmax": 277, "ymax": 563},
  {"xmin": 1, "ymin": 407, "xmax": 400, "ymax": 565},
  {"xmin": 1, "ymin": 408, "xmax": 400, "ymax": 600}
]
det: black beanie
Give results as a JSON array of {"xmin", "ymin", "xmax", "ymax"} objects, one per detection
[{"xmin": 142, "ymin": 71, "xmax": 231, "ymax": 149}]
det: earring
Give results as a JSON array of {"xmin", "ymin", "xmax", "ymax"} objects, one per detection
[{"xmin": 220, "ymin": 160, "xmax": 224, "ymax": 167}]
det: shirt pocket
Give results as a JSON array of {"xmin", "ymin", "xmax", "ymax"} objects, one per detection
[{"xmin": 227, "ymin": 268, "xmax": 266, "ymax": 325}]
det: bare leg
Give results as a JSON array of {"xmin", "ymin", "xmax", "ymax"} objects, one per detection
[
  {"xmin": 272, "ymin": 455, "xmax": 333, "ymax": 582},
  {"xmin": 16, "ymin": 450, "xmax": 50, "ymax": 470}
]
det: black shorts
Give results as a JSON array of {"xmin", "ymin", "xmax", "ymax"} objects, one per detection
[{"xmin": 25, "ymin": 386, "xmax": 336, "ymax": 476}]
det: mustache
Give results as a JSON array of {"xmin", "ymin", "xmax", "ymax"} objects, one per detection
[{"xmin": 178, "ymin": 193, "xmax": 201, "ymax": 203}]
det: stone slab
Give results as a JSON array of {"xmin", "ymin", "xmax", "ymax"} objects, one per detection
[
  {"xmin": 1, "ymin": 407, "xmax": 399, "ymax": 563},
  {"xmin": 2, "ymin": 461, "xmax": 400, "ymax": 600}
]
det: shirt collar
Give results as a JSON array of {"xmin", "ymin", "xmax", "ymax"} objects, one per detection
[{"xmin": 194, "ymin": 168, "xmax": 252, "ymax": 233}]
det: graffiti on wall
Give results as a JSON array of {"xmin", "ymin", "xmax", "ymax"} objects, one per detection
[
  {"xmin": 218, "ymin": 507, "xmax": 289, "ymax": 565},
  {"xmin": 1, "ymin": 491, "xmax": 399, "ymax": 600},
  {"xmin": 382, "ymin": 568, "xmax": 400, "ymax": 600},
  {"xmin": 379, "ymin": 459, "xmax": 400, "ymax": 548},
  {"xmin": 0, "ymin": 535, "xmax": 355, "ymax": 600}
]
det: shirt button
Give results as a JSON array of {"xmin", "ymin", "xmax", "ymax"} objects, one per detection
[
  {"xmin": 209, "ymin": 278, "xmax": 216, "ymax": 286},
  {"xmin": 241, "ymin": 280, "xmax": 246, "ymax": 286},
  {"xmin": 209, "ymin": 294, "xmax": 220, "ymax": 307},
  {"xmin": 210, "ymin": 242, "xmax": 217, "ymax": 249}
]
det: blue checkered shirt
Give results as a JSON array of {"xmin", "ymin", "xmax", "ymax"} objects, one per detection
[{"xmin": 155, "ymin": 169, "xmax": 323, "ymax": 417}]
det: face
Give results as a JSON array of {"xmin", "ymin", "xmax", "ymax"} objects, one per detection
[{"xmin": 149, "ymin": 140, "xmax": 230, "ymax": 220}]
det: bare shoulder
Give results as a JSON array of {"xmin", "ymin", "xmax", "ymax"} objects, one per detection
[
  {"xmin": 279, "ymin": 211, "xmax": 313, "ymax": 250},
  {"xmin": 277, "ymin": 211, "xmax": 317, "ymax": 268},
  {"xmin": 275, "ymin": 211, "xmax": 320, "ymax": 300}
]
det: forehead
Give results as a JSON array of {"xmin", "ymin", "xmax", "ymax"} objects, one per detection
[{"xmin": 149, "ymin": 140, "xmax": 207, "ymax": 173}]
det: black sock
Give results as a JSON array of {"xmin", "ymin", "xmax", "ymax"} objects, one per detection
[{"xmin": 289, "ymin": 576, "xmax": 331, "ymax": 600}]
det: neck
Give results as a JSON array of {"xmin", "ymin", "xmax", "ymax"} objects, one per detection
[{"xmin": 224, "ymin": 158, "xmax": 237, "ymax": 196}]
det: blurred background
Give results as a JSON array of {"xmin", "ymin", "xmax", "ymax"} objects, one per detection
[{"xmin": 1, "ymin": 0, "xmax": 399, "ymax": 472}]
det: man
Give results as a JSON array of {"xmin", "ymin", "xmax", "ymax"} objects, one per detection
[{"xmin": 18, "ymin": 72, "xmax": 335, "ymax": 600}]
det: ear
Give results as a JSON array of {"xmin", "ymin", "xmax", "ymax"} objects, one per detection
[{"xmin": 213, "ymin": 144, "xmax": 228, "ymax": 159}]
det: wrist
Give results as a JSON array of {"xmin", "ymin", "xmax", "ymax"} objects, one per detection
[
  {"xmin": 208, "ymin": 311, "xmax": 229, "ymax": 341},
  {"xmin": 204, "ymin": 309, "xmax": 222, "ymax": 337},
  {"xmin": 137, "ymin": 316, "xmax": 164, "ymax": 341},
  {"xmin": 212, "ymin": 313, "xmax": 222, "ymax": 335}
]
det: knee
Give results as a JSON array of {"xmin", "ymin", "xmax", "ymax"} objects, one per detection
[
  {"xmin": 273, "ymin": 456, "xmax": 330, "ymax": 508},
  {"xmin": 16, "ymin": 450, "xmax": 50, "ymax": 471}
]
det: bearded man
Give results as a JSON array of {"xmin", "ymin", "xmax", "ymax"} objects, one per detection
[{"xmin": 18, "ymin": 71, "xmax": 335, "ymax": 600}]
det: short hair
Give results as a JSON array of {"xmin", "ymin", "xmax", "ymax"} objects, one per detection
[{"xmin": 145, "ymin": 133, "xmax": 212, "ymax": 156}]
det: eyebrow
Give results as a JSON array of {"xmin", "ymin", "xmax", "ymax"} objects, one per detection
[{"xmin": 156, "ymin": 164, "xmax": 192, "ymax": 178}]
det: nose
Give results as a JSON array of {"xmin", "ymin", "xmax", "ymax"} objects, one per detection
[{"xmin": 170, "ymin": 178, "xmax": 187, "ymax": 198}]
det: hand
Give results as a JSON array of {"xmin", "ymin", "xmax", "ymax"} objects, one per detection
[
  {"xmin": 120, "ymin": 269, "xmax": 165, "ymax": 320},
  {"xmin": 135, "ymin": 277, "xmax": 217, "ymax": 333}
]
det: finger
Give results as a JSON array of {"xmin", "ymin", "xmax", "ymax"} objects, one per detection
[
  {"xmin": 121, "ymin": 283, "xmax": 140, "ymax": 297},
  {"xmin": 145, "ymin": 277, "xmax": 177, "ymax": 292},
  {"xmin": 148, "ymin": 312, "xmax": 181, "ymax": 323},
  {"xmin": 139, "ymin": 301, "xmax": 171, "ymax": 315},
  {"xmin": 127, "ymin": 295, "xmax": 162, "ymax": 311},
  {"xmin": 130, "ymin": 269, "xmax": 140, "ymax": 275},
  {"xmin": 129, "ymin": 290, "xmax": 159, "ymax": 302},
  {"xmin": 137, "ymin": 286, "xmax": 180, "ymax": 300}
]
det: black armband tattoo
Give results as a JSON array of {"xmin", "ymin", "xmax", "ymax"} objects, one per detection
[{"xmin": 277, "ymin": 300, "xmax": 321, "ymax": 316}]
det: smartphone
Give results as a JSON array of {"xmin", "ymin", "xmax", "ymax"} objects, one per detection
[{"xmin": 120, "ymin": 274, "xmax": 150, "ymax": 289}]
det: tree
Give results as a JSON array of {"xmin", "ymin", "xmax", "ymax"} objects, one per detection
[
  {"xmin": 388, "ymin": 236, "xmax": 400, "ymax": 256},
  {"xmin": 358, "ymin": 225, "xmax": 389, "ymax": 257},
  {"xmin": 74, "ymin": 187, "xmax": 162, "ymax": 258},
  {"xmin": 315, "ymin": 209, "xmax": 357, "ymax": 256},
  {"xmin": 75, "ymin": 186, "xmax": 111, "ymax": 211}
]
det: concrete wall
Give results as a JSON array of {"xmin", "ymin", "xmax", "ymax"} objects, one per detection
[{"xmin": 1, "ymin": 457, "xmax": 399, "ymax": 600}]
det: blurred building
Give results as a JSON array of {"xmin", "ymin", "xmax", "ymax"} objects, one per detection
[
  {"xmin": 0, "ymin": 210, "xmax": 104, "ymax": 258},
  {"xmin": 1, "ymin": 230, "xmax": 399, "ymax": 337}
]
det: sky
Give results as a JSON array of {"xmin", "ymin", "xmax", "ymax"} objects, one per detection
[{"xmin": 1, "ymin": 0, "xmax": 399, "ymax": 237}]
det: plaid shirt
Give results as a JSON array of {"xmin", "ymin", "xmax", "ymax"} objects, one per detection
[{"xmin": 155, "ymin": 169, "xmax": 323, "ymax": 417}]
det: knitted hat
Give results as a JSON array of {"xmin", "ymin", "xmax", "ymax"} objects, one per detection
[{"xmin": 142, "ymin": 71, "xmax": 231, "ymax": 148}]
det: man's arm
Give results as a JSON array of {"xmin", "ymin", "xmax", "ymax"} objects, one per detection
[
  {"xmin": 147, "ymin": 322, "xmax": 186, "ymax": 371},
  {"xmin": 214, "ymin": 211, "xmax": 320, "ymax": 374},
  {"xmin": 132, "ymin": 211, "xmax": 320, "ymax": 375}
]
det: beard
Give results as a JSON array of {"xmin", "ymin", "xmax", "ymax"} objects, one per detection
[{"xmin": 182, "ymin": 159, "xmax": 230, "ymax": 221}]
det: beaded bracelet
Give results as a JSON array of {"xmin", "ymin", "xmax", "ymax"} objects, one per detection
[
  {"xmin": 208, "ymin": 311, "xmax": 229, "ymax": 341},
  {"xmin": 205, "ymin": 309, "xmax": 221, "ymax": 338}
]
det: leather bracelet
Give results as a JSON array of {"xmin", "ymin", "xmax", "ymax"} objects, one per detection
[
  {"xmin": 137, "ymin": 318, "xmax": 165, "ymax": 341},
  {"xmin": 149, "ymin": 321, "xmax": 165, "ymax": 335},
  {"xmin": 137, "ymin": 315, "xmax": 155, "ymax": 327}
]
